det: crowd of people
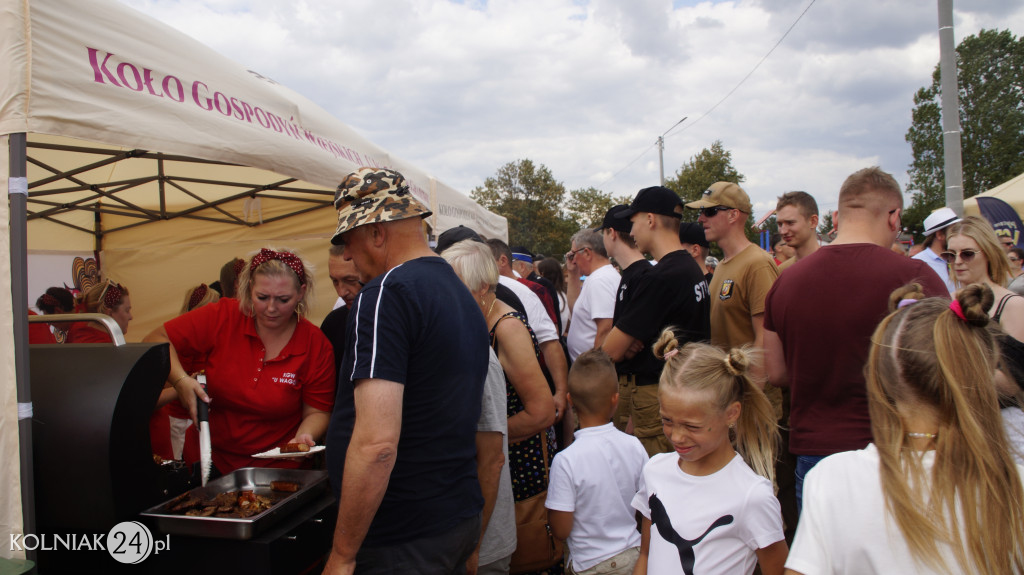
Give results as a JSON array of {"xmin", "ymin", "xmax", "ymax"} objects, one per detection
[{"xmin": 27, "ymin": 165, "xmax": 1024, "ymax": 574}]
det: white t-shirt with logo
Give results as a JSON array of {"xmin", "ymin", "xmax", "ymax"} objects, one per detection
[
  {"xmin": 566, "ymin": 264, "xmax": 619, "ymax": 360},
  {"xmin": 632, "ymin": 452, "xmax": 783, "ymax": 575}
]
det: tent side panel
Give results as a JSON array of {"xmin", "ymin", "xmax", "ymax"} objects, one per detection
[{"xmin": 0, "ymin": 135, "xmax": 27, "ymax": 560}]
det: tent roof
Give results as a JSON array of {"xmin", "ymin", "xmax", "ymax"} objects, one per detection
[
  {"xmin": 964, "ymin": 171, "xmax": 1024, "ymax": 216},
  {"xmin": 1, "ymin": 0, "xmax": 506, "ymax": 246}
]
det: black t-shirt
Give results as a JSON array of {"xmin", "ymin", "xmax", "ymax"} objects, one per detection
[
  {"xmin": 496, "ymin": 282, "xmax": 527, "ymax": 317},
  {"xmin": 326, "ymin": 257, "xmax": 488, "ymax": 546},
  {"xmin": 319, "ymin": 305, "xmax": 348, "ymax": 375},
  {"xmin": 614, "ymin": 250, "xmax": 711, "ymax": 384}
]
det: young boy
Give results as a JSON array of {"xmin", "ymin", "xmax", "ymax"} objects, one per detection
[{"xmin": 546, "ymin": 349, "xmax": 649, "ymax": 574}]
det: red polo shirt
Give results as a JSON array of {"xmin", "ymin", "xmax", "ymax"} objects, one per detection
[{"xmin": 165, "ymin": 298, "xmax": 335, "ymax": 473}]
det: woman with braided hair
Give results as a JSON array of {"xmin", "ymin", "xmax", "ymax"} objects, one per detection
[
  {"xmin": 144, "ymin": 247, "xmax": 335, "ymax": 474},
  {"xmin": 65, "ymin": 279, "xmax": 133, "ymax": 343},
  {"xmin": 785, "ymin": 283, "xmax": 1024, "ymax": 575}
]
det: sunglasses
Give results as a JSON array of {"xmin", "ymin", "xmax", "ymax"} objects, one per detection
[
  {"xmin": 1010, "ymin": 256, "xmax": 1021, "ymax": 263},
  {"xmin": 699, "ymin": 206, "xmax": 732, "ymax": 218},
  {"xmin": 939, "ymin": 249, "xmax": 980, "ymax": 264}
]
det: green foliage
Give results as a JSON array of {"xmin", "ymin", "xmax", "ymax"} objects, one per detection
[
  {"xmin": 565, "ymin": 187, "xmax": 632, "ymax": 229},
  {"xmin": 818, "ymin": 211, "xmax": 835, "ymax": 239},
  {"xmin": 905, "ymin": 29, "xmax": 1024, "ymax": 240},
  {"xmin": 664, "ymin": 140, "xmax": 756, "ymax": 242},
  {"xmin": 471, "ymin": 159, "xmax": 629, "ymax": 256}
]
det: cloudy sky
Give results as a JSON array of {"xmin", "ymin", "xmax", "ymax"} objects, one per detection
[{"xmin": 119, "ymin": 0, "xmax": 1024, "ymax": 221}]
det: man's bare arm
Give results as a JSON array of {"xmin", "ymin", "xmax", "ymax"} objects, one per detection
[
  {"xmin": 323, "ymin": 379, "xmax": 403, "ymax": 575},
  {"xmin": 602, "ymin": 327, "xmax": 642, "ymax": 363},
  {"xmin": 763, "ymin": 328, "xmax": 788, "ymax": 389}
]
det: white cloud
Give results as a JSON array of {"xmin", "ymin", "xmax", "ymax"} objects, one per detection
[{"xmin": 119, "ymin": 0, "xmax": 1024, "ymax": 223}]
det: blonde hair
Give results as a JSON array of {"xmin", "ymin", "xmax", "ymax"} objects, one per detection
[
  {"xmin": 180, "ymin": 284, "xmax": 220, "ymax": 315},
  {"xmin": 653, "ymin": 329, "xmax": 779, "ymax": 484},
  {"xmin": 868, "ymin": 283, "xmax": 1024, "ymax": 573},
  {"xmin": 236, "ymin": 247, "xmax": 314, "ymax": 318},
  {"xmin": 946, "ymin": 216, "xmax": 1013, "ymax": 287},
  {"xmin": 441, "ymin": 239, "xmax": 499, "ymax": 295},
  {"xmin": 76, "ymin": 279, "xmax": 129, "ymax": 315}
]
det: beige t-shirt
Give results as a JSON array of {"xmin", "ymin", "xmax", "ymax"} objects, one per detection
[{"xmin": 708, "ymin": 244, "xmax": 782, "ymax": 417}]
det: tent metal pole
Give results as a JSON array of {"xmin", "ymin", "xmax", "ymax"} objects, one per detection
[{"xmin": 9, "ymin": 132, "xmax": 37, "ymax": 563}]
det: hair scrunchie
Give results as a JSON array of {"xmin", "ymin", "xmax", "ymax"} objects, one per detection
[
  {"xmin": 949, "ymin": 299, "xmax": 967, "ymax": 321},
  {"xmin": 250, "ymin": 249, "xmax": 306, "ymax": 285}
]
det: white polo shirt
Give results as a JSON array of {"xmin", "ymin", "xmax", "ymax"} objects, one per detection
[{"xmin": 546, "ymin": 423, "xmax": 648, "ymax": 571}]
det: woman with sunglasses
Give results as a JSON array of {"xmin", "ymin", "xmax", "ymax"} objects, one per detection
[
  {"xmin": 66, "ymin": 279, "xmax": 133, "ymax": 343},
  {"xmin": 944, "ymin": 217, "xmax": 1024, "ymax": 463},
  {"xmin": 944, "ymin": 217, "xmax": 1024, "ymax": 341}
]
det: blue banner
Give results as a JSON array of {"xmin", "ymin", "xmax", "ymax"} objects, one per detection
[{"xmin": 976, "ymin": 196, "xmax": 1024, "ymax": 248}]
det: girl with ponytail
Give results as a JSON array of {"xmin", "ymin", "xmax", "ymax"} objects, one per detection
[
  {"xmin": 631, "ymin": 329, "xmax": 787, "ymax": 575},
  {"xmin": 785, "ymin": 283, "xmax": 1024, "ymax": 575}
]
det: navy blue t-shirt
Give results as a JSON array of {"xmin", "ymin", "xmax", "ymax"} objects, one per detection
[{"xmin": 326, "ymin": 256, "xmax": 489, "ymax": 547}]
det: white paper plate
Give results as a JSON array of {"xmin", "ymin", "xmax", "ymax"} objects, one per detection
[{"xmin": 252, "ymin": 445, "xmax": 325, "ymax": 459}]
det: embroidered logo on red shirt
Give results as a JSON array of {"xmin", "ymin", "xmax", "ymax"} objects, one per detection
[{"xmin": 274, "ymin": 372, "xmax": 299, "ymax": 386}]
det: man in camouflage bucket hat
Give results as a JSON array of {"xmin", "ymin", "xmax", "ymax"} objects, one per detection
[
  {"xmin": 325, "ymin": 167, "xmax": 489, "ymax": 573},
  {"xmin": 331, "ymin": 167, "xmax": 431, "ymax": 245}
]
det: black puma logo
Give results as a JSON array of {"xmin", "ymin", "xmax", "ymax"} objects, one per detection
[{"xmin": 650, "ymin": 493, "xmax": 733, "ymax": 575}]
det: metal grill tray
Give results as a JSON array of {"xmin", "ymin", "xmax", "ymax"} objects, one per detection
[{"xmin": 141, "ymin": 467, "xmax": 329, "ymax": 540}]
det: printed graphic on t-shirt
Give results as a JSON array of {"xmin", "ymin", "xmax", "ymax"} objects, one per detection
[
  {"xmin": 650, "ymin": 493, "xmax": 734, "ymax": 575},
  {"xmin": 719, "ymin": 279, "xmax": 734, "ymax": 301}
]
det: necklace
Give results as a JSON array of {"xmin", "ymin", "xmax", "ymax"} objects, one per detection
[
  {"xmin": 484, "ymin": 295, "xmax": 497, "ymax": 318},
  {"xmin": 906, "ymin": 432, "xmax": 937, "ymax": 439}
]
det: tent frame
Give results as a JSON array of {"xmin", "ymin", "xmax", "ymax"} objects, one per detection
[{"xmin": 24, "ymin": 139, "xmax": 337, "ymax": 246}]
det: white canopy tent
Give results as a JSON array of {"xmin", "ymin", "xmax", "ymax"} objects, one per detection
[{"xmin": 1, "ymin": 0, "xmax": 506, "ymax": 557}]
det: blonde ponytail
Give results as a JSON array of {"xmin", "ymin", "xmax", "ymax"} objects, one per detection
[{"xmin": 655, "ymin": 328, "xmax": 779, "ymax": 485}]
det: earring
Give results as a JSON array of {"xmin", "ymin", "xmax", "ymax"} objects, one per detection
[{"xmin": 728, "ymin": 423, "xmax": 735, "ymax": 429}]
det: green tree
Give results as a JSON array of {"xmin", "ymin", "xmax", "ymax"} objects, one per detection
[
  {"xmin": 815, "ymin": 210, "xmax": 831, "ymax": 237},
  {"xmin": 471, "ymin": 159, "xmax": 577, "ymax": 256},
  {"xmin": 664, "ymin": 140, "xmax": 756, "ymax": 243},
  {"xmin": 564, "ymin": 187, "xmax": 632, "ymax": 229},
  {"xmin": 905, "ymin": 29, "xmax": 1024, "ymax": 239}
]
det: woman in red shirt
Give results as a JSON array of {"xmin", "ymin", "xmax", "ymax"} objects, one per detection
[
  {"xmin": 65, "ymin": 280, "xmax": 133, "ymax": 343},
  {"xmin": 144, "ymin": 248, "xmax": 335, "ymax": 474}
]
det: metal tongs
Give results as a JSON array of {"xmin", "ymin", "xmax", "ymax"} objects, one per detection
[{"xmin": 196, "ymin": 373, "xmax": 212, "ymax": 486}]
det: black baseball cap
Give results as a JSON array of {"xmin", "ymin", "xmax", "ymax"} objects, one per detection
[
  {"xmin": 435, "ymin": 225, "xmax": 483, "ymax": 254},
  {"xmin": 679, "ymin": 222, "xmax": 709, "ymax": 248},
  {"xmin": 616, "ymin": 186, "xmax": 683, "ymax": 220},
  {"xmin": 597, "ymin": 205, "xmax": 634, "ymax": 233}
]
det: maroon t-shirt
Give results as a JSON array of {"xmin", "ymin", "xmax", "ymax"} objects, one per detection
[{"xmin": 764, "ymin": 244, "xmax": 947, "ymax": 455}]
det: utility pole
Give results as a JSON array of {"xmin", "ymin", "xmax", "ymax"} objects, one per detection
[
  {"xmin": 658, "ymin": 117, "xmax": 687, "ymax": 186},
  {"xmin": 938, "ymin": 0, "xmax": 964, "ymax": 215}
]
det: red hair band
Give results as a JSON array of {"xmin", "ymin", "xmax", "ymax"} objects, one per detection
[
  {"xmin": 949, "ymin": 300, "xmax": 967, "ymax": 321},
  {"xmin": 188, "ymin": 284, "xmax": 208, "ymax": 311},
  {"xmin": 101, "ymin": 281, "xmax": 125, "ymax": 310},
  {"xmin": 249, "ymin": 249, "xmax": 306, "ymax": 285}
]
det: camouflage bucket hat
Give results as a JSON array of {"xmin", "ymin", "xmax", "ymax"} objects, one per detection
[{"xmin": 331, "ymin": 167, "xmax": 432, "ymax": 245}]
